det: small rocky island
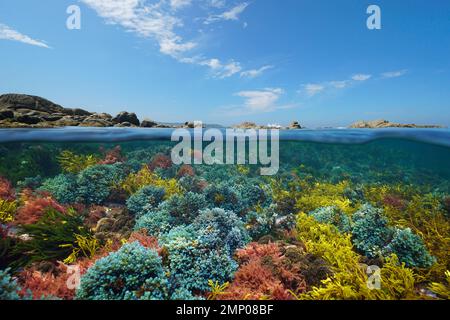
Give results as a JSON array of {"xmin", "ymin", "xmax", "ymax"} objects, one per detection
[
  {"xmin": 349, "ymin": 119, "xmax": 443, "ymax": 129},
  {"xmin": 232, "ymin": 121, "xmax": 302, "ymax": 130}
]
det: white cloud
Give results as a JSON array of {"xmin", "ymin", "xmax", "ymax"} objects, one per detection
[
  {"xmin": 330, "ymin": 80, "xmax": 350, "ymax": 89},
  {"xmin": 81, "ymin": 0, "xmax": 196, "ymax": 58},
  {"xmin": 300, "ymin": 73, "xmax": 372, "ymax": 97},
  {"xmin": 382, "ymin": 69, "xmax": 408, "ymax": 78},
  {"xmin": 199, "ymin": 58, "xmax": 222, "ymax": 69},
  {"xmin": 240, "ymin": 65, "xmax": 273, "ymax": 78},
  {"xmin": 236, "ymin": 88, "xmax": 284, "ymax": 112},
  {"xmin": 0, "ymin": 23, "xmax": 50, "ymax": 48},
  {"xmin": 219, "ymin": 87, "xmax": 298, "ymax": 116},
  {"xmin": 208, "ymin": 0, "xmax": 226, "ymax": 8},
  {"xmin": 352, "ymin": 74, "xmax": 372, "ymax": 81},
  {"xmin": 82, "ymin": 0, "xmax": 259, "ymax": 79},
  {"xmin": 170, "ymin": 0, "xmax": 192, "ymax": 10},
  {"xmin": 303, "ymin": 84, "xmax": 325, "ymax": 97},
  {"xmin": 197, "ymin": 58, "xmax": 242, "ymax": 78},
  {"xmin": 205, "ymin": 2, "xmax": 249, "ymax": 24},
  {"xmin": 221, "ymin": 61, "xmax": 242, "ymax": 78}
]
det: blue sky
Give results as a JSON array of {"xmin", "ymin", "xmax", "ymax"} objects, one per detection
[{"xmin": 1, "ymin": 0, "xmax": 449, "ymax": 127}]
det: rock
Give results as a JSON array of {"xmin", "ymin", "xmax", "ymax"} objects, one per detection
[
  {"xmin": 233, "ymin": 122, "xmax": 260, "ymax": 129},
  {"xmin": 184, "ymin": 122, "xmax": 204, "ymax": 129},
  {"xmin": 113, "ymin": 111, "xmax": 140, "ymax": 126},
  {"xmin": 53, "ymin": 116, "xmax": 82, "ymax": 127},
  {"xmin": 349, "ymin": 119, "xmax": 443, "ymax": 129},
  {"xmin": 21, "ymin": 110, "xmax": 46, "ymax": 117},
  {"xmin": 115, "ymin": 122, "xmax": 132, "ymax": 127},
  {"xmin": 0, "ymin": 93, "xmax": 65, "ymax": 113},
  {"xmin": 233, "ymin": 122, "xmax": 287, "ymax": 129},
  {"xmin": 65, "ymin": 108, "xmax": 92, "ymax": 116},
  {"xmin": 41, "ymin": 114, "xmax": 63, "ymax": 122},
  {"xmin": 93, "ymin": 205, "xmax": 134, "ymax": 242},
  {"xmin": 79, "ymin": 114, "xmax": 114, "ymax": 127},
  {"xmin": 289, "ymin": 121, "xmax": 302, "ymax": 129},
  {"xmin": 141, "ymin": 119, "xmax": 158, "ymax": 128},
  {"xmin": 156, "ymin": 123, "xmax": 175, "ymax": 128},
  {"xmin": 95, "ymin": 113, "xmax": 113, "ymax": 120},
  {"xmin": 0, "ymin": 94, "xmax": 108, "ymax": 128},
  {"xmin": 0, "ymin": 110, "xmax": 14, "ymax": 120},
  {"xmin": 80, "ymin": 118, "xmax": 112, "ymax": 127},
  {"xmin": 95, "ymin": 218, "xmax": 116, "ymax": 233},
  {"xmin": 15, "ymin": 114, "xmax": 42, "ymax": 125}
]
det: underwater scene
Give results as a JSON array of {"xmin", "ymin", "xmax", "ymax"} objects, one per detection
[{"xmin": 1, "ymin": 128, "xmax": 449, "ymax": 301}]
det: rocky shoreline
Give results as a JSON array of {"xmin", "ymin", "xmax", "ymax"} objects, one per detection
[
  {"xmin": 0, "ymin": 94, "xmax": 444, "ymax": 129},
  {"xmin": 349, "ymin": 119, "xmax": 443, "ymax": 129},
  {"xmin": 0, "ymin": 94, "xmax": 177, "ymax": 129}
]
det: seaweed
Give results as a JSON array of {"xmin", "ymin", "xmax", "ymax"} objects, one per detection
[
  {"xmin": 11, "ymin": 207, "xmax": 92, "ymax": 268},
  {"xmin": 295, "ymin": 213, "xmax": 419, "ymax": 300},
  {"xmin": 0, "ymin": 138, "xmax": 449, "ymax": 300},
  {"xmin": 0, "ymin": 199, "xmax": 17, "ymax": 223},
  {"xmin": 120, "ymin": 165, "xmax": 181, "ymax": 197},
  {"xmin": 0, "ymin": 268, "xmax": 21, "ymax": 300},
  {"xmin": 126, "ymin": 185, "xmax": 166, "ymax": 216},
  {"xmin": 58, "ymin": 150, "xmax": 99, "ymax": 174},
  {"xmin": 76, "ymin": 242, "xmax": 168, "ymax": 300},
  {"xmin": 429, "ymin": 270, "xmax": 450, "ymax": 299}
]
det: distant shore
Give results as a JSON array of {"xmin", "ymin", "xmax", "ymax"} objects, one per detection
[{"xmin": 0, "ymin": 93, "xmax": 445, "ymax": 129}]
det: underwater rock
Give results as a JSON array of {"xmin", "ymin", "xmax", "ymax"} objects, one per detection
[
  {"xmin": 93, "ymin": 205, "xmax": 135, "ymax": 243},
  {"xmin": 95, "ymin": 217, "xmax": 116, "ymax": 233}
]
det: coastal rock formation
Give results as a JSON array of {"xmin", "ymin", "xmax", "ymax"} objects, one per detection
[
  {"xmin": 141, "ymin": 119, "xmax": 158, "ymax": 128},
  {"xmin": 349, "ymin": 119, "xmax": 442, "ymax": 129},
  {"xmin": 113, "ymin": 111, "xmax": 140, "ymax": 127},
  {"xmin": 0, "ymin": 94, "xmax": 167, "ymax": 128}
]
